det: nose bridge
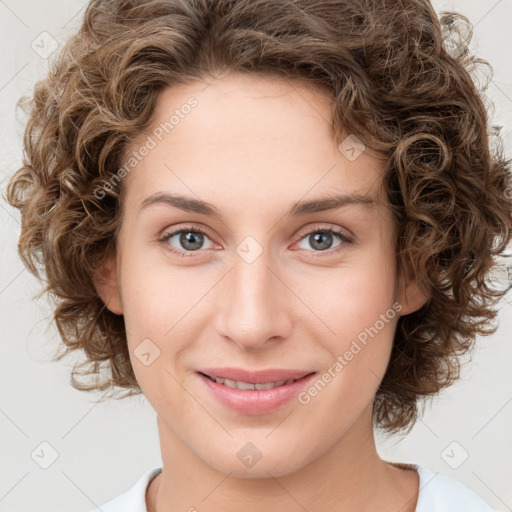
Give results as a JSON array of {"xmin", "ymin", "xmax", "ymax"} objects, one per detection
[{"xmin": 216, "ymin": 240, "xmax": 291, "ymax": 349}]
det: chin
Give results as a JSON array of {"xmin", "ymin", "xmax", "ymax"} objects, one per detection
[{"xmin": 199, "ymin": 443, "xmax": 314, "ymax": 480}]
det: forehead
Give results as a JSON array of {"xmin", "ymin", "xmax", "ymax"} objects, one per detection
[{"xmin": 121, "ymin": 72, "xmax": 387, "ymax": 211}]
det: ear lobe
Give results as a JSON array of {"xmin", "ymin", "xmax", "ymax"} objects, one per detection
[
  {"xmin": 396, "ymin": 254, "xmax": 430, "ymax": 316},
  {"xmin": 92, "ymin": 252, "xmax": 123, "ymax": 315}
]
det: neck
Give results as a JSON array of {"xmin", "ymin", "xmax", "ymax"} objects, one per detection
[{"xmin": 147, "ymin": 404, "xmax": 418, "ymax": 512}]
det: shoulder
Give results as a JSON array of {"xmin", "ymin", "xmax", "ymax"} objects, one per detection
[
  {"xmin": 89, "ymin": 467, "xmax": 162, "ymax": 512},
  {"xmin": 414, "ymin": 464, "xmax": 497, "ymax": 512}
]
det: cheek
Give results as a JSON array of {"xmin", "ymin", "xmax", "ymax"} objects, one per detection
[
  {"xmin": 119, "ymin": 259, "xmax": 208, "ymax": 379},
  {"xmin": 308, "ymin": 260, "xmax": 396, "ymax": 332},
  {"xmin": 120, "ymin": 268, "xmax": 190, "ymax": 404},
  {"xmin": 307, "ymin": 256, "xmax": 398, "ymax": 384},
  {"xmin": 119, "ymin": 254, "xmax": 188, "ymax": 331}
]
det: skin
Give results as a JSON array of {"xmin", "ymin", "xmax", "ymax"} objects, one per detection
[{"xmin": 94, "ymin": 72, "xmax": 428, "ymax": 512}]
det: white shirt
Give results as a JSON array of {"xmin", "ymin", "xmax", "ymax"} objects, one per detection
[{"xmin": 90, "ymin": 463, "xmax": 496, "ymax": 512}]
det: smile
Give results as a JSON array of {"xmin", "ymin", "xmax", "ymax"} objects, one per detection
[
  {"xmin": 197, "ymin": 369, "xmax": 317, "ymax": 415},
  {"xmin": 202, "ymin": 374, "xmax": 300, "ymax": 390}
]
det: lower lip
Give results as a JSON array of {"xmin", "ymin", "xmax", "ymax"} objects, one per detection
[{"xmin": 198, "ymin": 372, "xmax": 317, "ymax": 415}]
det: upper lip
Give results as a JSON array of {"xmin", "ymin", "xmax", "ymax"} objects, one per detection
[{"xmin": 197, "ymin": 368, "xmax": 316, "ymax": 384}]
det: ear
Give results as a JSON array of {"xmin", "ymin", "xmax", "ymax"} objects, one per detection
[
  {"xmin": 92, "ymin": 252, "xmax": 123, "ymax": 315},
  {"xmin": 395, "ymin": 253, "xmax": 430, "ymax": 316}
]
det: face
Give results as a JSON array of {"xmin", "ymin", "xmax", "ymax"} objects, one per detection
[{"xmin": 95, "ymin": 72, "xmax": 425, "ymax": 478}]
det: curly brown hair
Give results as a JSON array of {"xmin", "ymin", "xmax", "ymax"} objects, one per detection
[{"xmin": 5, "ymin": 0, "xmax": 512, "ymax": 435}]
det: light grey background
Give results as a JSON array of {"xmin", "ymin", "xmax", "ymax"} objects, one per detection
[{"xmin": 1, "ymin": 1, "xmax": 511, "ymax": 511}]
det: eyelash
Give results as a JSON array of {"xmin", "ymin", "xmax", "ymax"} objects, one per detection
[{"xmin": 157, "ymin": 224, "xmax": 353, "ymax": 259}]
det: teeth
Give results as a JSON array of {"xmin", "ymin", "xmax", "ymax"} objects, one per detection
[
  {"xmin": 255, "ymin": 382, "xmax": 278, "ymax": 390},
  {"xmin": 228, "ymin": 379, "xmax": 254, "ymax": 390},
  {"xmin": 211, "ymin": 376, "xmax": 296, "ymax": 390}
]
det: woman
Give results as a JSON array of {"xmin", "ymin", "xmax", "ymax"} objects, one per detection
[{"xmin": 6, "ymin": 0, "xmax": 511, "ymax": 510}]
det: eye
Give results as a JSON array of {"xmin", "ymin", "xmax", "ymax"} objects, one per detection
[
  {"xmin": 158, "ymin": 225, "xmax": 218, "ymax": 258},
  {"xmin": 158, "ymin": 224, "xmax": 353, "ymax": 259},
  {"xmin": 294, "ymin": 226, "xmax": 353, "ymax": 256}
]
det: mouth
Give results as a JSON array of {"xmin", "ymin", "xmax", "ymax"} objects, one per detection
[
  {"xmin": 196, "ymin": 368, "xmax": 318, "ymax": 415},
  {"xmin": 199, "ymin": 372, "xmax": 312, "ymax": 390}
]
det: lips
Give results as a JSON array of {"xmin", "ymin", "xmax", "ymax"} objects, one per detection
[{"xmin": 196, "ymin": 367, "xmax": 317, "ymax": 415}]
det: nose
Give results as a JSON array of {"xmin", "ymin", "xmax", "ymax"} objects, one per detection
[{"xmin": 214, "ymin": 244, "xmax": 293, "ymax": 351}]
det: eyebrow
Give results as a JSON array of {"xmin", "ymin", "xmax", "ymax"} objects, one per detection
[{"xmin": 139, "ymin": 191, "xmax": 375, "ymax": 218}]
